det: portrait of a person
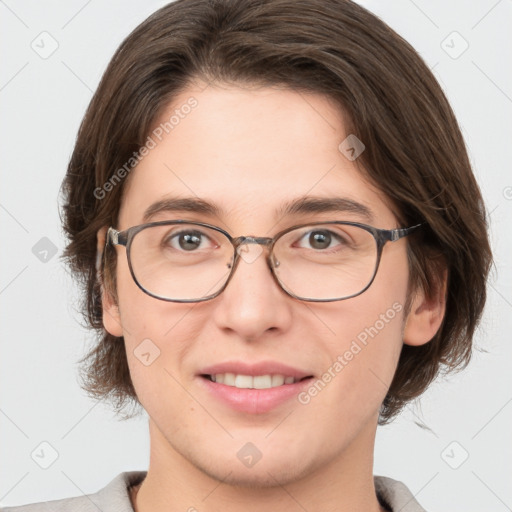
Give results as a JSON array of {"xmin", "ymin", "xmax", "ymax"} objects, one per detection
[{"xmin": 2, "ymin": 1, "xmax": 494, "ymax": 511}]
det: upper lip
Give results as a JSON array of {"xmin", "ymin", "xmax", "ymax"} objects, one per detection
[{"xmin": 199, "ymin": 360, "xmax": 313, "ymax": 380}]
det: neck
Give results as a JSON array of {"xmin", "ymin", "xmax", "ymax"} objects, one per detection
[{"xmin": 132, "ymin": 417, "xmax": 386, "ymax": 512}]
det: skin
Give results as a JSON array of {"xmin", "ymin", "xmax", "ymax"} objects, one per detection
[{"xmin": 99, "ymin": 81, "xmax": 446, "ymax": 512}]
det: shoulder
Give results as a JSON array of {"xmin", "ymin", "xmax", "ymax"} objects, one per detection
[
  {"xmin": 374, "ymin": 475, "xmax": 428, "ymax": 512},
  {"xmin": 1, "ymin": 471, "xmax": 147, "ymax": 512}
]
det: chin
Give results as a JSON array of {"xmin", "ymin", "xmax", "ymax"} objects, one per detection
[{"xmin": 196, "ymin": 457, "xmax": 313, "ymax": 489}]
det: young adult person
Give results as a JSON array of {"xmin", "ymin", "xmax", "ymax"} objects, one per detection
[{"xmin": 3, "ymin": 0, "xmax": 492, "ymax": 511}]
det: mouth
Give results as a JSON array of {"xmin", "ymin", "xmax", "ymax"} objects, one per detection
[
  {"xmin": 200, "ymin": 373, "xmax": 313, "ymax": 389},
  {"xmin": 196, "ymin": 361, "xmax": 315, "ymax": 414}
]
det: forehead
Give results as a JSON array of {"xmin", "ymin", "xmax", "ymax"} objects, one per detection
[{"xmin": 119, "ymin": 82, "xmax": 396, "ymax": 231}]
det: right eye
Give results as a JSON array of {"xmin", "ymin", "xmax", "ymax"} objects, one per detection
[{"xmin": 162, "ymin": 229, "xmax": 217, "ymax": 252}]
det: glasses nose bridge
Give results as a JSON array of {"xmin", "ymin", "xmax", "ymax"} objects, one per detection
[
  {"xmin": 231, "ymin": 235, "xmax": 278, "ymax": 268},
  {"xmin": 233, "ymin": 235, "xmax": 273, "ymax": 249}
]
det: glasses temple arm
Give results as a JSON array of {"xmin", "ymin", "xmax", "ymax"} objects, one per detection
[{"xmin": 389, "ymin": 223, "xmax": 424, "ymax": 241}]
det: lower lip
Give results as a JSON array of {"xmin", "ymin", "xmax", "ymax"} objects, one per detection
[{"xmin": 197, "ymin": 376, "xmax": 314, "ymax": 414}]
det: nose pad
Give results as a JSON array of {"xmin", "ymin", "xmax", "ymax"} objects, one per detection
[{"xmin": 236, "ymin": 241, "xmax": 264, "ymax": 265}]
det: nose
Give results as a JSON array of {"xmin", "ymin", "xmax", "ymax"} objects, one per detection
[{"xmin": 211, "ymin": 241, "xmax": 293, "ymax": 341}]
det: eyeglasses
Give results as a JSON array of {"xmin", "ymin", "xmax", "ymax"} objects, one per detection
[{"xmin": 106, "ymin": 220, "xmax": 422, "ymax": 303}]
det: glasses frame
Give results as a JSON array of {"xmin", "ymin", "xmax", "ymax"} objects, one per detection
[{"xmin": 106, "ymin": 220, "xmax": 422, "ymax": 303}]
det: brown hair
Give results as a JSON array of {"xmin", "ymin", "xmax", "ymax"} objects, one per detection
[{"xmin": 61, "ymin": 0, "xmax": 492, "ymax": 423}]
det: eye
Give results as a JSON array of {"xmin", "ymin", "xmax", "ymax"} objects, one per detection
[
  {"xmin": 162, "ymin": 229, "xmax": 216, "ymax": 252},
  {"xmin": 295, "ymin": 229, "xmax": 349, "ymax": 251}
]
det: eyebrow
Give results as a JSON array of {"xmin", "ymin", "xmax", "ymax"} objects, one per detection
[{"xmin": 142, "ymin": 195, "xmax": 374, "ymax": 223}]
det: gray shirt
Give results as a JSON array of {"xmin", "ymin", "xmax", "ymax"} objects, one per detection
[{"xmin": 1, "ymin": 471, "xmax": 427, "ymax": 511}]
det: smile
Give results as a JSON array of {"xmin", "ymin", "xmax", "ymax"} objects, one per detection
[{"xmin": 203, "ymin": 373, "xmax": 308, "ymax": 389}]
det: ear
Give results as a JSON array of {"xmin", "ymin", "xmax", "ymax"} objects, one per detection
[
  {"xmin": 97, "ymin": 226, "xmax": 123, "ymax": 338},
  {"xmin": 403, "ymin": 268, "xmax": 447, "ymax": 346}
]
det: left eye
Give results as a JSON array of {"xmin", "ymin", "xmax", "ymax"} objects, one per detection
[{"xmin": 296, "ymin": 230, "xmax": 346, "ymax": 251}]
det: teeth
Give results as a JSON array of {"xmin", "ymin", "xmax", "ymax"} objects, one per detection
[
  {"xmin": 235, "ymin": 374, "xmax": 253, "ymax": 388},
  {"xmin": 224, "ymin": 373, "xmax": 236, "ymax": 386},
  {"xmin": 209, "ymin": 373, "xmax": 299, "ymax": 389},
  {"xmin": 270, "ymin": 375, "xmax": 284, "ymax": 387}
]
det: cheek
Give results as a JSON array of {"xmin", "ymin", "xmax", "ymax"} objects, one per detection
[
  {"xmin": 298, "ymin": 301, "xmax": 404, "ymax": 437},
  {"xmin": 119, "ymin": 301, "xmax": 200, "ymax": 418},
  {"xmin": 114, "ymin": 258, "xmax": 201, "ymax": 397},
  {"xmin": 309, "ymin": 247, "xmax": 408, "ymax": 414},
  {"xmin": 326, "ymin": 298, "xmax": 404, "ymax": 384},
  {"xmin": 115, "ymin": 254, "xmax": 169, "ymax": 336}
]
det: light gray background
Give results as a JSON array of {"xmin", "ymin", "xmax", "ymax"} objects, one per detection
[{"xmin": 1, "ymin": 0, "xmax": 511, "ymax": 510}]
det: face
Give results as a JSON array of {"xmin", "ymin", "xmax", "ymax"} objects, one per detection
[{"xmin": 102, "ymin": 81, "xmax": 434, "ymax": 487}]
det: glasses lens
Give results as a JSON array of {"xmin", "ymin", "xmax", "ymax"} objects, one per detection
[
  {"xmin": 129, "ymin": 223, "xmax": 234, "ymax": 301},
  {"xmin": 272, "ymin": 223, "xmax": 378, "ymax": 300}
]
